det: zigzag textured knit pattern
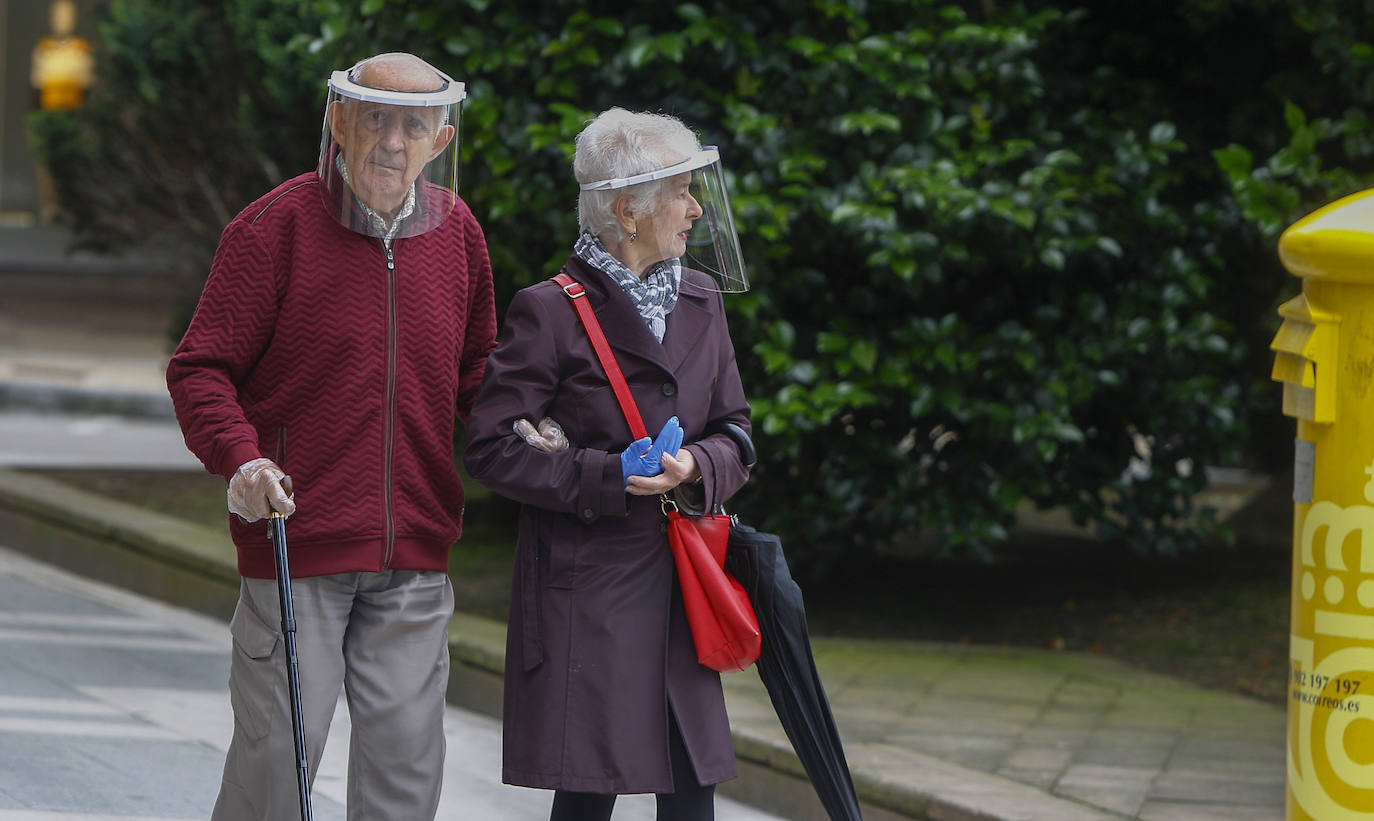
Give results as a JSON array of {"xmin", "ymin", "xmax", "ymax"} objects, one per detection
[{"xmin": 167, "ymin": 172, "xmax": 497, "ymax": 579}]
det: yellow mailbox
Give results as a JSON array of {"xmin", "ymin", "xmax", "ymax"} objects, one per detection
[{"xmin": 1274, "ymin": 188, "xmax": 1374, "ymax": 820}]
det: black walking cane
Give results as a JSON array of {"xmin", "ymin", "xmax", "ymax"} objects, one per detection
[{"xmin": 268, "ymin": 476, "xmax": 313, "ymax": 821}]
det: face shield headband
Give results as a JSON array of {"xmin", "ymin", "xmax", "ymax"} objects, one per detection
[
  {"xmin": 317, "ymin": 64, "xmax": 466, "ymax": 240},
  {"xmin": 580, "ymin": 147, "xmax": 749, "ymax": 293}
]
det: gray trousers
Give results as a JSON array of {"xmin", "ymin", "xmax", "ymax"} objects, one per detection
[{"xmin": 211, "ymin": 570, "xmax": 454, "ymax": 821}]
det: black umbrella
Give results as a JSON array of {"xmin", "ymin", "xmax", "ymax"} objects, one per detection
[
  {"xmin": 725, "ymin": 520, "xmax": 863, "ymax": 821},
  {"xmin": 269, "ymin": 476, "xmax": 313, "ymax": 821}
]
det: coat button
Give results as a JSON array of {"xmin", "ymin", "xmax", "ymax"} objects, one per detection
[
  {"xmin": 661, "ymin": 382, "xmax": 677, "ymax": 396},
  {"xmin": 581, "ymin": 508, "xmax": 595, "ymax": 521}
]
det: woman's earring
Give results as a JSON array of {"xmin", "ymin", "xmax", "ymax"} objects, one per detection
[{"xmin": 629, "ymin": 232, "xmax": 637, "ymax": 243}]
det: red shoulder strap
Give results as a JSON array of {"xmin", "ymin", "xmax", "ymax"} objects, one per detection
[{"xmin": 553, "ymin": 272, "xmax": 649, "ymax": 441}]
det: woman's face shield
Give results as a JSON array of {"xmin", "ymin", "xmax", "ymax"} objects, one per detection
[
  {"xmin": 317, "ymin": 64, "xmax": 465, "ymax": 239},
  {"xmin": 582, "ymin": 147, "xmax": 749, "ymax": 293}
]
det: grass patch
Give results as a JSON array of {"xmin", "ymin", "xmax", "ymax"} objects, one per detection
[
  {"xmin": 23, "ymin": 467, "xmax": 1290, "ymax": 705},
  {"xmin": 805, "ymin": 545, "xmax": 1289, "ymax": 703}
]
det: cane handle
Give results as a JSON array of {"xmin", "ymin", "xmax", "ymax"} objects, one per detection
[{"xmin": 269, "ymin": 475, "xmax": 294, "ymax": 521}]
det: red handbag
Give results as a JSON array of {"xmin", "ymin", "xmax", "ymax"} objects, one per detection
[
  {"xmin": 662, "ymin": 498, "xmax": 762, "ymax": 672},
  {"xmin": 554, "ymin": 272, "xmax": 761, "ymax": 673}
]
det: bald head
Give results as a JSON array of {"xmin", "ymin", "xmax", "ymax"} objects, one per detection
[
  {"xmin": 328, "ymin": 53, "xmax": 456, "ymax": 218},
  {"xmin": 351, "ymin": 53, "xmax": 444, "ymax": 93}
]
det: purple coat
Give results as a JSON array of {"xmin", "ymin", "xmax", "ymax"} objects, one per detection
[{"xmin": 463, "ymin": 255, "xmax": 752, "ymax": 794}]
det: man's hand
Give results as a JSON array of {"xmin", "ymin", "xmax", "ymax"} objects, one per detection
[{"xmin": 227, "ymin": 457, "xmax": 295, "ymax": 522}]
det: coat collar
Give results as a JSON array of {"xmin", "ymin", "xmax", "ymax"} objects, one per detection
[{"xmin": 562, "ymin": 255, "xmax": 713, "ymax": 376}]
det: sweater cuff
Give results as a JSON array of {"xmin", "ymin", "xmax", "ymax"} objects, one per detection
[{"xmin": 218, "ymin": 441, "xmax": 264, "ymax": 481}]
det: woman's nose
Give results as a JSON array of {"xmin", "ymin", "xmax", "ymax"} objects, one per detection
[{"xmin": 687, "ymin": 193, "xmax": 703, "ymax": 219}]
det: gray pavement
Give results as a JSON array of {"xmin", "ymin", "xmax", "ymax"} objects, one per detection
[
  {"xmin": 0, "ymin": 544, "xmax": 784, "ymax": 821},
  {"xmin": 0, "ymin": 411, "xmax": 197, "ymax": 469},
  {"xmin": 0, "ymin": 226, "xmax": 1291, "ymax": 819}
]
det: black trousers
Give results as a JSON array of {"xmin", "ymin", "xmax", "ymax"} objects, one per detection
[{"xmin": 548, "ymin": 711, "xmax": 715, "ymax": 821}]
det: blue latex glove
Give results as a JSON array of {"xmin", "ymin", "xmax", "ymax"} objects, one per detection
[
  {"xmin": 647, "ymin": 416, "xmax": 684, "ymax": 468},
  {"xmin": 620, "ymin": 437, "xmax": 654, "ymax": 485},
  {"xmin": 620, "ymin": 417, "xmax": 684, "ymax": 483}
]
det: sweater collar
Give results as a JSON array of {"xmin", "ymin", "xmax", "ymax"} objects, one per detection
[{"xmin": 336, "ymin": 153, "xmax": 416, "ymax": 246}]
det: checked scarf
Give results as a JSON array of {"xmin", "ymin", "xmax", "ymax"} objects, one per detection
[{"xmin": 574, "ymin": 231, "xmax": 680, "ymax": 343}]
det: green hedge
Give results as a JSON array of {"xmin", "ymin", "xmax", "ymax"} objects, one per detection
[{"xmin": 34, "ymin": 0, "xmax": 1370, "ymax": 572}]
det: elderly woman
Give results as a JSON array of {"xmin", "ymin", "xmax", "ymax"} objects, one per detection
[{"xmin": 463, "ymin": 108, "xmax": 752, "ymax": 821}]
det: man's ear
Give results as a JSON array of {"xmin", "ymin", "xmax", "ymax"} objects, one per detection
[
  {"xmin": 427, "ymin": 123, "xmax": 455, "ymax": 162},
  {"xmin": 327, "ymin": 101, "xmax": 347, "ymax": 147},
  {"xmin": 613, "ymin": 194, "xmax": 637, "ymax": 237}
]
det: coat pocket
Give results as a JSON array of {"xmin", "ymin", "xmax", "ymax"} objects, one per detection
[{"xmin": 226, "ymin": 585, "xmax": 282, "ymax": 741}]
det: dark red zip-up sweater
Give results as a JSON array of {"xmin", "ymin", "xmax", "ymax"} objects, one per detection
[{"xmin": 167, "ymin": 172, "xmax": 497, "ymax": 579}]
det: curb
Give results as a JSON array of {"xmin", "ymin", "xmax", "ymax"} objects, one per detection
[
  {"xmin": 0, "ymin": 468, "xmax": 1134, "ymax": 821},
  {"xmin": 0, "ymin": 381, "xmax": 176, "ymax": 421}
]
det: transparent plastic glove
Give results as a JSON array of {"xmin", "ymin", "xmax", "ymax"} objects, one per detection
[
  {"xmin": 621, "ymin": 417, "xmax": 683, "ymax": 483},
  {"xmin": 513, "ymin": 417, "xmax": 569, "ymax": 453},
  {"xmin": 227, "ymin": 457, "xmax": 295, "ymax": 523}
]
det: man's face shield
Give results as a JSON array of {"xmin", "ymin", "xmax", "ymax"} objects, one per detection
[
  {"xmin": 581, "ymin": 147, "xmax": 749, "ymax": 293},
  {"xmin": 317, "ymin": 64, "xmax": 465, "ymax": 239}
]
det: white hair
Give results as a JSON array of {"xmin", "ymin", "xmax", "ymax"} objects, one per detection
[{"xmin": 574, "ymin": 108, "xmax": 701, "ymax": 242}]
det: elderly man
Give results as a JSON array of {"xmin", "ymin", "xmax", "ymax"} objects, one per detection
[{"xmin": 167, "ymin": 53, "xmax": 496, "ymax": 820}]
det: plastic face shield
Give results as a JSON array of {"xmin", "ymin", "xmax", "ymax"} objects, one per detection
[
  {"xmin": 581, "ymin": 147, "xmax": 749, "ymax": 293},
  {"xmin": 317, "ymin": 64, "xmax": 465, "ymax": 239}
]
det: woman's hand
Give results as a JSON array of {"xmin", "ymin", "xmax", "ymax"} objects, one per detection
[
  {"xmin": 626, "ymin": 448, "xmax": 700, "ymax": 496},
  {"xmin": 513, "ymin": 417, "xmax": 569, "ymax": 453}
]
